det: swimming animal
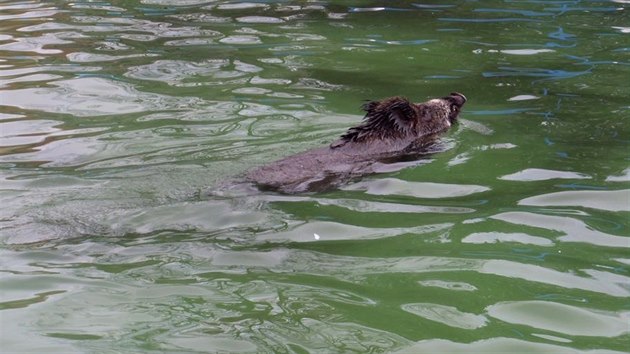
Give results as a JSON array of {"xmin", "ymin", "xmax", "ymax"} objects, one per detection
[{"xmin": 246, "ymin": 92, "xmax": 467, "ymax": 193}]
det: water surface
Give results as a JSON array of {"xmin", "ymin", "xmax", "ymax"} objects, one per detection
[{"xmin": 1, "ymin": 1, "xmax": 629, "ymax": 353}]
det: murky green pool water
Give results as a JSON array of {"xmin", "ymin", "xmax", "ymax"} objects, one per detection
[{"xmin": 1, "ymin": 1, "xmax": 629, "ymax": 353}]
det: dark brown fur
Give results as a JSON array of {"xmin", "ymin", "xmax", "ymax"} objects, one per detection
[{"xmin": 246, "ymin": 92, "xmax": 466, "ymax": 193}]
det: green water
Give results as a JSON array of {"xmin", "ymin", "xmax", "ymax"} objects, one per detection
[{"xmin": 1, "ymin": 1, "xmax": 629, "ymax": 353}]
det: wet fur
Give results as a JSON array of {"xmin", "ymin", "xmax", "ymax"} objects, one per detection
[
  {"xmin": 246, "ymin": 92, "xmax": 466, "ymax": 193},
  {"xmin": 331, "ymin": 97, "xmax": 421, "ymax": 147}
]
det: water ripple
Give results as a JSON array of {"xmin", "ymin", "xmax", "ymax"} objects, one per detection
[
  {"xmin": 462, "ymin": 232, "xmax": 555, "ymax": 246},
  {"xmin": 66, "ymin": 52, "xmax": 159, "ymax": 63},
  {"xmin": 0, "ymin": 7, "xmax": 59, "ymax": 21},
  {"xmin": 343, "ymin": 178, "xmax": 491, "ymax": 198},
  {"xmin": 401, "ymin": 303, "xmax": 488, "ymax": 329},
  {"xmin": 483, "ymin": 66, "xmax": 591, "ymax": 80},
  {"xmin": 519, "ymin": 189, "xmax": 630, "ymax": 212},
  {"xmin": 0, "ymin": 120, "xmax": 61, "ymax": 147},
  {"xmin": 500, "ymin": 168, "xmax": 591, "ymax": 181},
  {"xmin": 1, "ymin": 1, "xmax": 628, "ymax": 353},
  {"xmin": 487, "ymin": 301, "xmax": 630, "ymax": 337},
  {"xmin": 395, "ymin": 337, "xmax": 628, "ymax": 354},
  {"xmin": 0, "ymin": 77, "xmax": 205, "ymax": 117},
  {"xmin": 492, "ymin": 212, "xmax": 629, "ymax": 248},
  {"xmin": 255, "ymin": 221, "xmax": 453, "ymax": 243},
  {"xmin": 125, "ymin": 59, "xmax": 261, "ymax": 85}
]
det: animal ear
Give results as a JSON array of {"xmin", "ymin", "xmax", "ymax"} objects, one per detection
[
  {"xmin": 448, "ymin": 92, "xmax": 467, "ymax": 107},
  {"xmin": 361, "ymin": 100, "xmax": 380, "ymax": 113},
  {"xmin": 362, "ymin": 98, "xmax": 415, "ymax": 119},
  {"xmin": 379, "ymin": 98, "xmax": 417, "ymax": 129}
]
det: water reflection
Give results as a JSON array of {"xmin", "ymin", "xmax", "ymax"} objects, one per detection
[
  {"xmin": 519, "ymin": 189, "xmax": 630, "ymax": 212},
  {"xmin": 0, "ymin": 120, "xmax": 61, "ymax": 147},
  {"xmin": 125, "ymin": 59, "xmax": 262, "ymax": 85},
  {"xmin": 487, "ymin": 301, "xmax": 630, "ymax": 337},
  {"xmin": 0, "ymin": 77, "xmax": 204, "ymax": 117},
  {"xmin": 500, "ymin": 168, "xmax": 591, "ymax": 181},
  {"xmin": 1, "ymin": 0, "xmax": 629, "ymax": 353},
  {"xmin": 401, "ymin": 303, "xmax": 488, "ymax": 329},
  {"xmin": 462, "ymin": 231, "xmax": 555, "ymax": 246},
  {"xmin": 343, "ymin": 178, "xmax": 490, "ymax": 198},
  {"xmin": 255, "ymin": 221, "xmax": 453, "ymax": 243},
  {"xmin": 492, "ymin": 212, "xmax": 629, "ymax": 248},
  {"xmin": 395, "ymin": 337, "xmax": 628, "ymax": 354}
]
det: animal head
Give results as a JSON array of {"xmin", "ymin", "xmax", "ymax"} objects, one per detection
[
  {"xmin": 330, "ymin": 92, "xmax": 467, "ymax": 149},
  {"xmin": 444, "ymin": 92, "xmax": 467, "ymax": 124}
]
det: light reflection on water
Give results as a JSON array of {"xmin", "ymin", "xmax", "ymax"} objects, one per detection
[{"xmin": 0, "ymin": 1, "xmax": 629, "ymax": 353}]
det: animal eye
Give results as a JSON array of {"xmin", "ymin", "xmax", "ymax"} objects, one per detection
[{"xmin": 451, "ymin": 104, "xmax": 459, "ymax": 112}]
